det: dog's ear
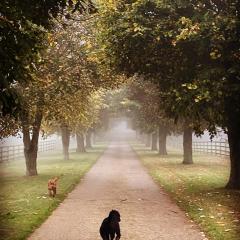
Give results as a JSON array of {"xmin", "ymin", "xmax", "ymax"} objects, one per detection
[{"xmin": 109, "ymin": 210, "xmax": 114, "ymax": 219}]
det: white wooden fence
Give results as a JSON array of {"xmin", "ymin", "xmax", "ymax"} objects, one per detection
[
  {"xmin": 192, "ymin": 141, "xmax": 230, "ymax": 156},
  {"xmin": 0, "ymin": 140, "xmax": 57, "ymax": 162}
]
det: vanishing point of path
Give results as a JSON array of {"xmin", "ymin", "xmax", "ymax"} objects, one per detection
[{"xmin": 28, "ymin": 143, "xmax": 207, "ymax": 240}]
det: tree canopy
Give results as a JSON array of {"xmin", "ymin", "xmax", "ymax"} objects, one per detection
[
  {"xmin": 96, "ymin": 0, "xmax": 240, "ymax": 188},
  {"xmin": 0, "ymin": 0, "xmax": 96, "ymax": 116}
]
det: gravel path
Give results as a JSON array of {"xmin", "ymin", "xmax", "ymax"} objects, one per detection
[{"xmin": 28, "ymin": 143, "xmax": 207, "ymax": 240}]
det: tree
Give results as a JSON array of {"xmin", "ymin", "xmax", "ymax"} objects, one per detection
[
  {"xmin": 189, "ymin": 0, "xmax": 240, "ymax": 187},
  {"xmin": 126, "ymin": 77, "xmax": 172, "ymax": 155},
  {"xmin": 86, "ymin": 128, "xmax": 93, "ymax": 148},
  {"xmin": 41, "ymin": 16, "xmax": 104, "ymax": 157},
  {"xmin": 4, "ymin": 13, "xmax": 105, "ymax": 174}
]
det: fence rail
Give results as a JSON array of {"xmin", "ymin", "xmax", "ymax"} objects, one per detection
[
  {"xmin": 193, "ymin": 141, "xmax": 230, "ymax": 156},
  {"xmin": 0, "ymin": 140, "xmax": 57, "ymax": 163}
]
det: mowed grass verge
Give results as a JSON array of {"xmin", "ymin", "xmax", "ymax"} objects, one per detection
[
  {"xmin": 0, "ymin": 145, "xmax": 106, "ymax": 240},
  {"xmin": 132, "ymin": 144, "xmax": 240, "ymax": 240}
]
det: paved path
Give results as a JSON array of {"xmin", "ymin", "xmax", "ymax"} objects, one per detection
[{"xmin": 28, "ymin": 143, "xmax": 207, "ymax": 240}]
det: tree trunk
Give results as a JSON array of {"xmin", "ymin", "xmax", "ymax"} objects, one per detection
[
  {"xmin": 24, "ymin": 144, "xmax": 38, "ymax": 176},
  {"xmin": 145, "ymin": 134, "xmax": 151, "ymax": 147},
  {"xmin": 183, "ymin": 126, "xmax": 193, "ymax": 164},
  {"xmin": 151, "ymin": 131, "xmax": 158, "ymax": 151},
  {"xmin": 136, "ymin": 130, "xmax": 141, "ymax": 141},
  {"xmin": 86, "ymin": 130, "xmax": 92, "ymax": 148},
  {"xmin": 93, "ymin": 131, "xmax": 96, "ymax": 144},
  {"xmin": 226, "ymin": 120, "xmax": 240, "ymax": 189},
  {"xmin": 158, "ymin": 125, "xmax": 167, "ymax": 155},
  {"xmin": 76, "ymin": 133, "xmax": 86, "ymax": 152},
  {"xmin": 61, "ymin": 124, "xmax": 70, "ymax": 160},
  {"xmin": 21, "ymin": 108, "xmax": 43, "ymax": 176},
  {"xmin": 140, "ymin": 133, "xmax": 144, "ymax": 143}
]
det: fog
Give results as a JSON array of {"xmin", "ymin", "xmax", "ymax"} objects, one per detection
[{"xmin": 98, "ymin": 118, "xmax": 136, "ymax": 142}]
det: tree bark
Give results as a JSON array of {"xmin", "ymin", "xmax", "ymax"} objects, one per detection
[
  {"xmin": 76, "ymin": 133, "xmax": 86, "ymax": 152},
  {"xmin": 61, "ymin": 124, "xmax": 70, "ymax": 160},
  {"xmin": 145, "ymin": 133, "xmax": 151, "ymax": 147},
  {"xmin": 226, "ymin": 120, "xmax": 240, "ymax": 189},
  {"xmin": 158, "ymin": 125, "xmax": 167, "ymax": 155},
  {"xmin": 151, "ymin": 131, "xmax": 158, "ymax": 151},
  {"xmin": 183, "ymin": 126, "xmax": 193, "ymax": 164},
  {"xmin": 21, "ymin": 108, "xmax": 43, "ymax": 176},
  {"xmin": 92, "ymin": 130, "xmax": 96, "ymax": 144},
  {"xmin": 86, "ymin": 130, "xmax": 92, "ymax": 148},
  {"xmin": 136, "ymin": 130, "xmax": 141, "ymax": 141}
]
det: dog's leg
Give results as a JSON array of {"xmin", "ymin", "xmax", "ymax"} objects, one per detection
[
  {"xmin": 102, "ymin": 235, "xmax": 109, "ymax": 240},
  {"xmin": 100, "ymin": 231, "xmax": 108, "ymax": 240},
  {"xmin": 53, "ymin": 187, "xmax": 56, "ymax": 197}
]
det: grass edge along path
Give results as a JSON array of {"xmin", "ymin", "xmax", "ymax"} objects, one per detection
[
  {"xmin": 0, "ymin": 144, "xmax": 107, "ymax": 240},
  {"xmin": 132, "ymin": 143, "xmax": 240, "ymax": 240}
]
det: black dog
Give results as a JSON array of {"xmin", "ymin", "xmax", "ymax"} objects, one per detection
[{"xmin": 100, "ymin": 210, "xmax": 121, "ymax": 240}]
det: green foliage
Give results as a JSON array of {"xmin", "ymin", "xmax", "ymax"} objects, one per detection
[
  {"xmin": 38, "ymin": 17, "xmax": 109, "ymax": 134},
  {"xmin": 104, "ymin": 86, "xmax": 130, "ymax": 117},
  {"xmin": 96, "ymin": 0, "xmax": 240, "ymax": 132},
  {"xmin": 0, "ymin": 14, "xmax": 112, "ymax": 138},
  {"xmin": 127, "ymin": 76, "xmax": 173, "ymax": 133},
  {"xmin": 0, "ymin": 0, "xmax": 96, "ymax": 116}
]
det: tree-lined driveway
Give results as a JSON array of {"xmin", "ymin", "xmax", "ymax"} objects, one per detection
[{"xmin": 28, "ymin": 143, "xmax": 206, "ymax": 240}]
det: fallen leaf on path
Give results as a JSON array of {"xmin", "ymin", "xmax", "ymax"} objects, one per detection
[{"xmin": 120, "ymin": 199, "xmax": 127, "ymax": 202}]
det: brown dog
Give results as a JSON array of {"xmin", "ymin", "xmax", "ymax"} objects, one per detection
[{"xmin": 48, "ymin": 177, "xmax": 59, "ymax": 197}]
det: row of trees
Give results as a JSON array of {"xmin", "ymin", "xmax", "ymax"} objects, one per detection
[
  {"xmin": 2, "ymin": 0, "xmax": 240, "ymax": 189},
  {"xmin": 95, "ymin": 0, "xmax": 240, "ymax": 189},
  {"xmin": 0, "ymin": 3, "xmax": 117, "ymax": 176},
  {"xmin": 127, "ymin": 78, "xmax": 177, "ymax": 158},
  {"xmin": 109, "ymin": 78, "xmax": 192, "ymax": 163}
]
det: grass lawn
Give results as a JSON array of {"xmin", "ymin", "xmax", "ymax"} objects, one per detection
[
  {"xmin": 132, "ymin": 143, "xmax": 240, "ymax": 240},
  {"xmin": 0, "ymin": 145, "xmax": 106, "ymax": 240}
]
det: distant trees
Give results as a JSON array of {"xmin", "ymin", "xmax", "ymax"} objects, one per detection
[
  {"xmin": 20, "ymin": 17, "xmax": 100, "ymax": 174},
  {"xmin": 96, "ymin": 0, "xmax": 240, "ymax": 188},
  {"xmin": 127, "ymin": 77, "xmax": 171, "ymax": 155}
]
